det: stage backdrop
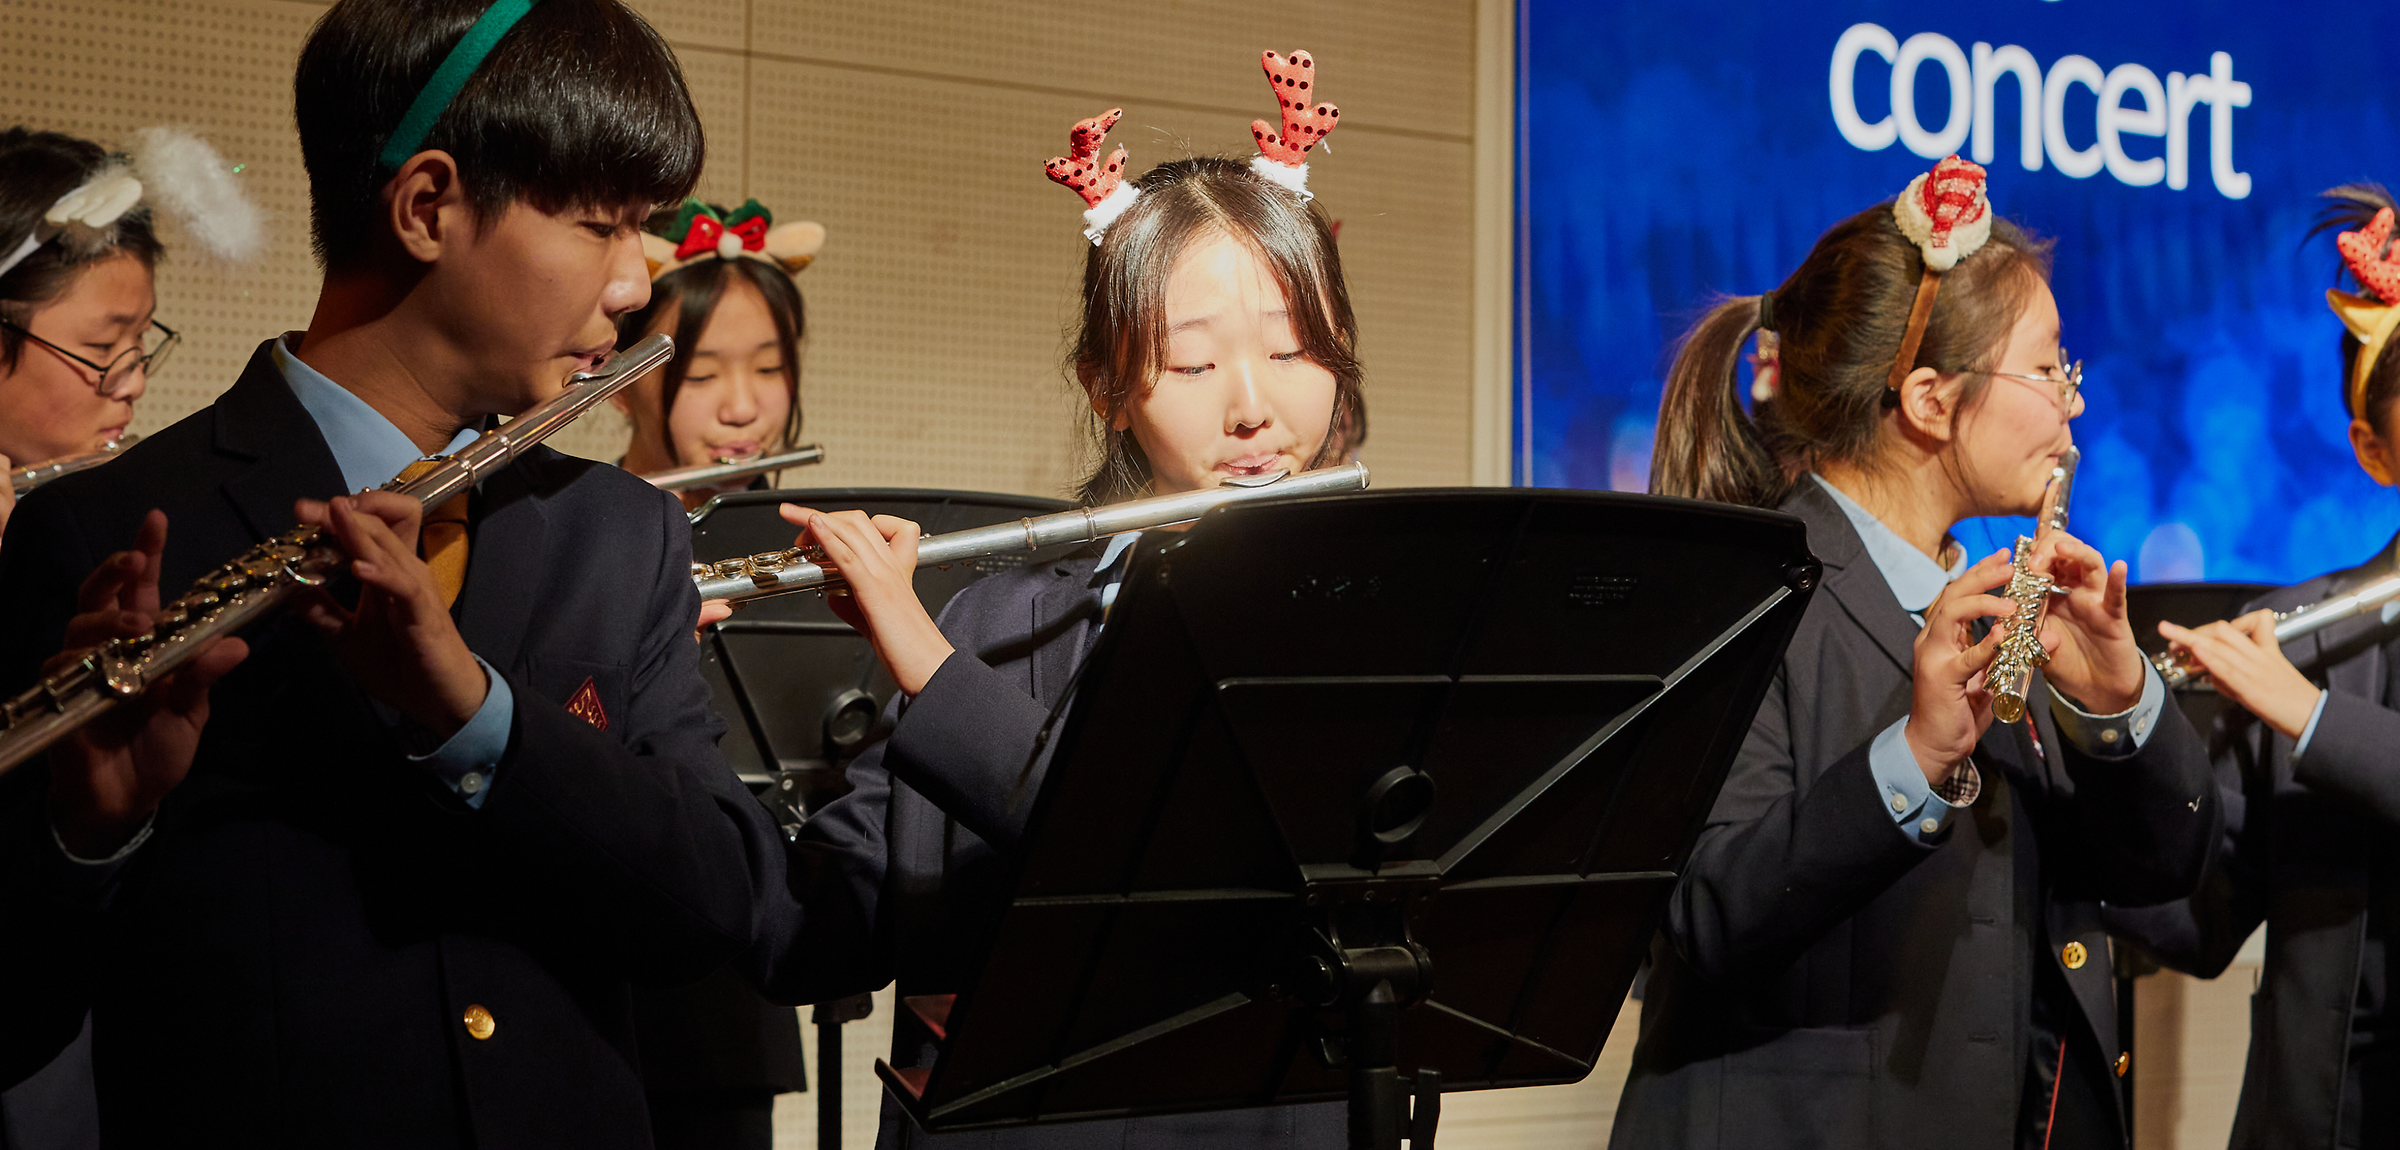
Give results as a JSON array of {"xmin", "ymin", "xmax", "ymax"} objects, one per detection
[{"xmin": 1521, "ymin": 0, "xmax": 2400, "ymax": 583}]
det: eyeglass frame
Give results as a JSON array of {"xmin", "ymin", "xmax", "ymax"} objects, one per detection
[
  {"xmin": 0, "ymin": 316, "xmax": 179, "ymax": 400},
  {"xmin": 1968, "ymin": 350, "xmax": 2083, "ymax": 413}
]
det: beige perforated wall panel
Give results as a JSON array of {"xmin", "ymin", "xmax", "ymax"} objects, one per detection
[
  {"xmin": 3, "ymin": 0, "xmax": 1475, "ymax": 494},
  {"xmin": 0, "ymin": 0, "xmax": 325, "ymax": 446}
]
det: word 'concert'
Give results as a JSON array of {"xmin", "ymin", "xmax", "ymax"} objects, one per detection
[{"xmin": 1829, "ymin": 22, "xmax": 2253, "ymax": 199}]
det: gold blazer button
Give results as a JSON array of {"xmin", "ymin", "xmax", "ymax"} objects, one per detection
[
  {"xmin": 2114, "ymin": 1051, "xmax": 2131, "ymax": 1077},
  {"xmin": 2061, "ymin": 941, "xmax": 2088, "ymax": 970},
  {"xmin": 462, "ymin": 1004, "xmax": 497, "ymax": 1041}
]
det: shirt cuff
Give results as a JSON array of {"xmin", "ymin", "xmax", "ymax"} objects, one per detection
[
  {"xmin": 2048, "ymin": 660, "xmax": 2166, "ymax": 759},
  {"xmin": 45, "ymin": 812, "xmax": 155, "ymax": 902},
  {"xmin": 1869, "ymin": 718, "xmax": 1978, "ymax": 844},
  {"xmin": 408, "ymin": 656, "xmax": 511, "ymax": 808},
  {"xmin": 2292, "ymin": 689, "xmax": 2332, "ymax": 762}
]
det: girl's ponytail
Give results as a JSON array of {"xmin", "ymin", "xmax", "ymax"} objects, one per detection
[{"xmin": 1651, "ymin": 296, "xmax": 1784, "ymax": 508}]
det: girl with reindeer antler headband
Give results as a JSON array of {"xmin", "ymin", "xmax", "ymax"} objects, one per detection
[
  {"xmin": 745, "ymin": 50, "xmax": 1359, "ymax": 1149},
  {"xmin": 2110, "ymin": 187, "xmax": 2400, "ymax": 1150},
  {"xmin": 1624, "ymin": 156, "xmax": 2218, "ymax": 1149},
  {"xmin": 612, "ymin": 197, "xmax": 825, "ymax": 513}
]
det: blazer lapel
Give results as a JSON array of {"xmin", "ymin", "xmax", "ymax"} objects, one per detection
[
  {"xmin": 1782, "ymin": 481, "xmax": 1921, "ymax": 675},
  {"xmin": 1027, "ymin": 554, "xmax": 1103, "ymax": 706},
  {"xmin": 454, "ymin": 449, "xmax": 552, "ymax": 675},
  {"xmin": 215, "ymin": 339, "xmax": 348, "ymax": 547}
]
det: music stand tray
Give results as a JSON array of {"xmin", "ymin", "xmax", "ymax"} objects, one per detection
[{"xmin": 873, "ymin": 489, "xmax": 1819, "ymax": 1147}]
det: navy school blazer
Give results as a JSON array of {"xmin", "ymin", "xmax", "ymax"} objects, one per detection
[
  {"xmin": 1608, "ymin": 480, "xmax": 2220, "ymax": 1150},
  {"xmin": 0, "ymin": 341, "xmax": 801, "ymax": 1148}
]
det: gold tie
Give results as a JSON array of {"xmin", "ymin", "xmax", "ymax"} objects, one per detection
[{"xmin": 394, "ymin": 459, "xmax": 469, "ymax": 608}]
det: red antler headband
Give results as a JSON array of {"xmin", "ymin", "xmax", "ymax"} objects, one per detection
[
  {"xmin": 1886, "ymin": 155, "xmax": 1994, "ymax": 393},
  {"xmin": 1250, "ymin": 49, "xmax": 1339, "ymax": 199},
  {"xmin": 2328, "ymin": 207, "xmax": 2400, "ymax": 420},
  {"xmin": 1045, "ymin": 108, "xmax": 1137, "ymax": 247},
  {"xmin": 1043, "ymin": 51, "xmax": 1342, "ymax": 246}
]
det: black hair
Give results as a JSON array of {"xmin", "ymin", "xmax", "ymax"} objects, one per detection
[
  {"xmin": 2309, "ymin": 183, "xmax": 2400, "ymax": 436},
  {"xmin": 0, "ymin": 128, "xmax": 165, "ymax": 370},
  {"xmin": 1069, "ymin": 156, "xmax": 1362, "ymax": 505},
  {"xmin": 1652, "ymin": 203, "xmax": 2054, "ymax": 508},
  {"xmin": 614, "ymin": 206, "xmax": 806, "ymax": 454},
  {"xmin": 295, "ymin": 0, "xmax": 704, "ymax": 269}
]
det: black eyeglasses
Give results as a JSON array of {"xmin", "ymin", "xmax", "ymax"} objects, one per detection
[{"xmin": 1, "ymin": 317, "xmax": 178, "ymax": 400}]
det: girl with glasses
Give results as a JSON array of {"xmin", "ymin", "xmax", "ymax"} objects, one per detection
[
  {"xmin": 1624, "ymin": 157, "xmax": 2217, "ymax": 1150},
  {"xmin": 0, "ymin": 128, "xmax": 171, "ymax": 544}
]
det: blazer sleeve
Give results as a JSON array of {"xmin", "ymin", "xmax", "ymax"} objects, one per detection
[
  {"xmin": 0, "ymin": 491, "xmax": 107, "ymax": 1085},
  {"xmin": 2287, "ymin": 691, "xmax": 2400, "ymax": 826},
  {"xmin": 745, "ymin": 698, "xmax": 894, "ymax": 1006},
  {"xmin": 742, "ymin": 580, "xmax": 1064, "ymax": 1004},
  {"xmin": 2052, "ymin": 686, "xmax": 2221, "ymax": 908},
  {"xmin": 1662, "ymin": 663, "xmax": 1942, "ymax": 984},
  {"xmin": 2104, "ymin": 701, "xmax": 2267, "ymax": 976},
  {"xmin": 463, "ymin": 492, "xmax": 793, "ymax": 986},
  {"xmin": 877, "ymin": 648, "xmax": 1056, "ymax": 853}
]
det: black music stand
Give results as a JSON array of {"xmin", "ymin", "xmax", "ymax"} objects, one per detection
[
  {"xmin": 872, "ymin": 489, "xmax": 1819, "ymax": 1149},
  {"xmin": 691, "ymin": 488, "xmax": 1076, "ymax": 819}
]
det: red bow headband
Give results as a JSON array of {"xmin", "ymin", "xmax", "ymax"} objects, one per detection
[
  {"xmin": 1045, "ymin": 49, "xmax": 1341, "ymax": 246},
  {"xmin": 640, "ymin": 198, "xmax": 826, "ymax": 281}
]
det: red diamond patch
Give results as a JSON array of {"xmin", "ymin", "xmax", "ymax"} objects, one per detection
[{"xmin": 565, "ymin": 676, "xmax": 609, "ymax": 731}]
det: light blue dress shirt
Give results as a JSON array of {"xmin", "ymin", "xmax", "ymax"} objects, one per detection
[
  {"xmin": 1809, "ymin": 474, "xmax": 2168, "ymax": 844},
  {"xmin": 276, "ymin": 335, "xmax": 513, "ymax": 808}
]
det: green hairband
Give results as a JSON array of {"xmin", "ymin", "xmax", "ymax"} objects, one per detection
[{"xmin": 376, "ymin": 0, "xmax": 541, "ymax": 172}]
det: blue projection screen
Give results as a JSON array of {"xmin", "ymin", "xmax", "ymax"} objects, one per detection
[{"xmin": 1521, "ymin": 0, "xmax": 2400, "ymax": 583}]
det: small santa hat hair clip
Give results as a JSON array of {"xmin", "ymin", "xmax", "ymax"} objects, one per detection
[
  {"xmin": 1250, "ymin": 49, "xmax": 1339, "ymax": 200},
  {"xmin": 1046, "ymin": 108, "xmax": 1137, "ymax": 247},
  {"xmin": 1884, "ymin": 155, "xmax": 1994, "ymax": 393},
  {"xmin": 2327, "ymin": 206, "xmax": 2400, "ymax": 420},
  {"xmin": 1893, "ymin": 155, "xmax": 1993, "ymax": 273},
  {"xmin": 640, "ymin": 198, "xmax": 825, "ymax": 281}
]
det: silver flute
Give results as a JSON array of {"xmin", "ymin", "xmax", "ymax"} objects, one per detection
[
  {"xmin": 0, "ymin": 334, "xmax": 675, "ymax": 776},
  {"xmin": 644, "ymin": 444, "xmax": 825, "ymax": 492},
  {"xmin": 1990, "ymin": 446, "xmax": 2081, "ymax": 723},
  {"xmin": 2154, "ymin": 572, "xmax": 2400, "ymax": 689},
  {"xmin": 693, "ymin": 461, "xmax": 1372, "ymax": 605},
  {"xmin": 11, "ymin": 435, "xmax": 140, "ymax": 495}
]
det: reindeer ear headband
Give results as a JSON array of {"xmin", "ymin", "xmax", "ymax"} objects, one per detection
[
  {"xmin": 0, "ymin": 127, "xmax": 265, "ymax": 284},
  {"xmin": 1044, "ymin": 49, "xmax": 1341, "ymax": 247},
  {"xmin": 2328, "ymin": 207, "xmax": 2400, "ymax": 422},
  {"xmin": 1884, "ymin": 155, "xmax": 1995, "ymax": 398},
  {"xmin": 640, "ymin": 198, "xmax": 825, "ymax": 281}
]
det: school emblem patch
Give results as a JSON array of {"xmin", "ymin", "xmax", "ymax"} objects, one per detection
[{"xmin": 565, "ymin": 677, "xmax": 609, "ymax": 731}]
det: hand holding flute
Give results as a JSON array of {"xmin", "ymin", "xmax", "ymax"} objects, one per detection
[
  {"xmin": 2012, "ymin": 529, "xmax": 2146, "ymax": 716},
  {"xmin": 2156, "ymin": 611, "xmax": 2324, "ymax": 740},
  {"xmin": 46, "ymin": 511, "xmax": 249, "ymax": 858}
]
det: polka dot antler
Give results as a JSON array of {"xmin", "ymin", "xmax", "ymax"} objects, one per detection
[
  {"xmin": 2328, "ymin": 207, "xmax": 2400, "ymax": 420},
  {"xmin": 1044, "ymin": 108, "xmax": 1142, "ymax": 247},
  {"xmin": 1045, "ymin": 108, "xmax": 1128, "ymax": 209},
  {"xmin": 1253, "ymin": 50, "xmax": 1338, "ymax": 167},
  {"xmin": 2338, "ymin": 207, "xmax": 2400, "ymax": 303}
]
